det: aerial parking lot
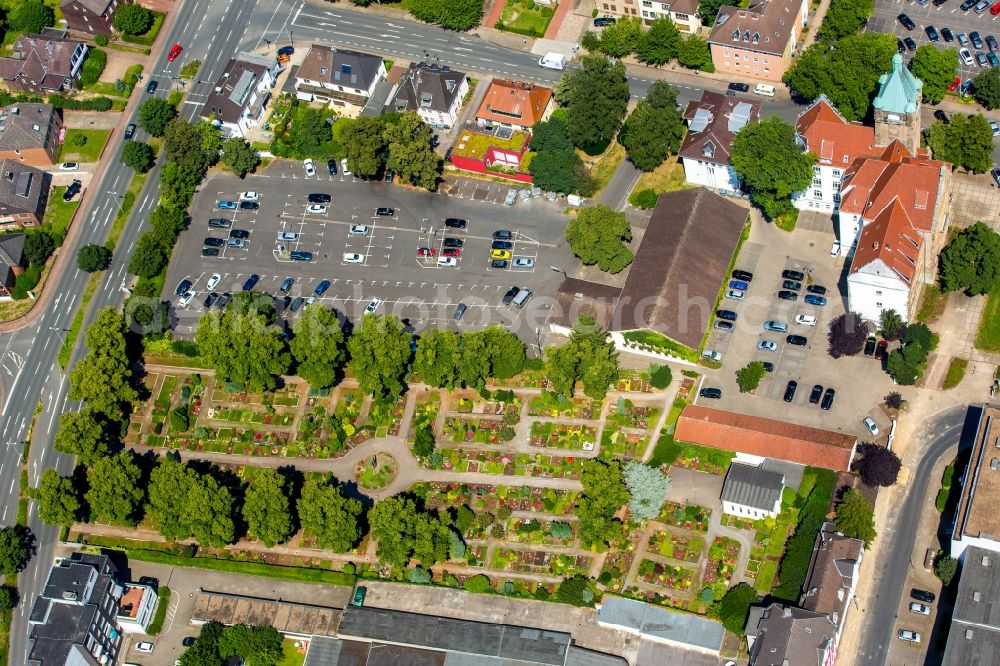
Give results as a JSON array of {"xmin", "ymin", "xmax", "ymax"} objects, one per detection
[{"xmin": 162, "ymin": 163, "xmax": 571, "ymax": 341}]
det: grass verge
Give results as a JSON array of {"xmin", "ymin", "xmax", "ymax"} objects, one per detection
[
  {"xmin": 649, "ymin": 397, "xmax": 690, "ymax": 468},
  {"xmin": 107, "ymin": 171, "xmax": 147, "ymax": 247},
  {"xmin": 631, "ymin": 154, "xmax": 690, "ymax": 195},
  {"xmin": 698, "ymin": 218, "xmax": 752, "ymax": 352},
  {"xmin": 43, "ymin": 188, "xmax": 80, "ymax": 241},
  {"xmin": 586, "ymin": 141, "xmax": 625, "ymax": 197},
  {"xmin": 146, "ymin": 586, "xmax": 171, "ymax": 635},
  {"xmin": 943, "ymin": 357, "xmax": 968, "ymax": 389},
  {"xmin": 622, "ymin": 330, "xmax": 700, "ymax": 362},
  {"xmin": 773, "ymin": 209, "xmax": 798, "ymax": 232},
  {"xmin": 0, "ymin": 258, "xmax": 53, "ymax": 323},
  {"xmin": 976, "ymin": 284, "xmax": 1000, "ymax": 352},
  {"xmin": 917, "ymin": 284, "xmax": 946, "ymax": 324},
  {"xmin": 58, "ymin": 129, "xmax": 112, "ymax": 163},
  {"xmin": 57, "ymin": 272, "xmax": 100, "ymax": 369}
]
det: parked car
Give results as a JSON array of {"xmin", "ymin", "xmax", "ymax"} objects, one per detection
[
  {"xmin": 699, "ymin": 387, "xmax": 722, "ymax": 399},
  {"xmin": 493, "ymin": 230, "xmax": 514, "ymax": 240},
  {"xmin": 437, "ymin": 256, "xmax": 457, "ymax": 267},
  {"xmin": 502, "ymin": 286, "xmax": 521, "ymax": 304},
  {"xmin": 972, "ymin": 31, "xmax": 985, "ymax": 49},
  {"xmin": 314, "ymin": 279, "xmax": 331, "ymax": 295},
  {"xmin": 203, "ymin": 237, "xmax": 225, "ymax": 247},
  {"xmin": 977, "ymin": 51, "xmax": 990, "ymax": 67},
  {"xmin": 303, "ymin": 158, "xmax": 316, "ymax": 177},
  {"xmin": 726, "ymin": 289, "xmax": 745, "ymax": 300},
  {"xmin": 416, "ymin": 247, "xmax": 436, "ymax": 257},
  {"xmin": 491, "ymin": 259, "xmax": 509, "ymax": 269},
  {"xmin": 806, "ymin": 284, "xmax": 827, "ymax": 295},
  {"xmin": 512, "ymin": 256, "xmax": 533, "ymax": 268},
  {"xmin": 239, "ymin": 191, "xmax": 259, "ymax": 202},
  {"xmin": 715, "ymin": 320, "xmax": 734, "ymax": 332},
  {"xmin": 277, "ymin": 231, "xmax": 299, "ymax": 241},
  {"xmin": 365, "ymin": 298, "xmax": 382, "ymax": 314},
  {"xmin": 959, "ymin": 32, "xmax": 971, "ymax": 46},
  {"xmin": 63, "ymin": 179, "xmax": 82, "ymax": 201},
  {"xmin": 926, "ymin": 26, "xmax": 940, "ymax": 42},
  {"xmin": 307, "ymin": 204, "xmax": 328, "ymax": 214},
  {"xmin": 992, "ymin": 167, "xmax": 1000, "ymax": 187},
  {"xmin": 124, "ymin": 123, "xmax": 136, "ymax": 140},
  {"xmin": 757, "ymin": 340, "xmax": 778, "ymax": 352},
  {"xmin": 229, "ymin": 229, "xmax": 249, "ymax": 239},
  {"xmin": 178, "ymin": 291, "xmax": 195, "ymax": 308},
  {"xmin": 341, "ymin": 158, "xmax": 351, "ymax": 175},
  {"xmin": 201, "ymin": 247, "xmax": 220, "ymax": 257},
  {"xmin": 279, "ymin": 277, "xmax": 294, "ymax": 293},
  {"xmin": 821, "ymin": 388, "xmax": 836, "ymax": 411},
  {"xmin": 909, "ymin": 602, "xmax": 931, "ymax": 615},
  {"xmin": 897, "ymin": 13, "xmax": 916, "ymax": 29},
  {"xmin": 903, "ymin": 37, "xmax": 918, "ymax": 51},
  {"xmin": 349, "ymin": 224, "xmax": 369, "ymax": 236},
  {"xmin": 942, "ymin": 27, "xmax": 954, "ymax": 42},
  {"xmin": 727, "ymin": 82, "xmax": 750, "ymax": 93},
  {"xmin": 961, "ymin": 48, "xmax": 975, "ymax": 66},
  {"xmin": 961, "ymin": 0, "xmax": 978, "ymax": 9},
  {"xmin": 864, "ymin": 416, "xmax": 880, "ymax": 436},
  {"xmin": 777, "ymin": 290, "xmax": 799, "ymax": 301},
  {"xmin": 384, "ymin": 169, "xmax": 394, "ymax": 182},
  {"xmin": 445, "ymin": 218, "xmax": 468, "ymax": 229},
  {"xmin": 898, "ymin": 630, "xmax": 921, "ymax": 643},
  {"xmin": 992, "ymin": 119, "xmax": 1000, "ymax": 136},
  {"xmin": 491, "ymin": 249, "xmax": 512, "ymax": 260},
  {"xmin": 181, "ymin": 636, "xmax": 196, "ymax": 647},
  {"xmin": 716, "ymin": 309, "xmax": 737, "ymax": 322},
  {"xmin": 442, "ymin": 247, "xmax": 462, "ymax": 258},
  {"xmin": 783, "ymin": 380, "xmax": 798, "ymax": 402},
  {"xmin": 136, "ymin": 641, "xmax": 156, "ymax": 653},
  {"xmin": 208, "ymin": 218, "xmax": 231, "ymax": 229},
  {"xmin": 782, "ymin": 269, "xmax": 805, "ymax": 281},
  {"xmin": 729, "ymin": 279, "xmax": 749, "ymax": 291},
  {"xmin": 805, "ymin": 294, "xmax": 828, "ymax": 306},
  {"xmin": 343, "ymin": 253, "xmax": 365, "ymax": 263},
  {"xmin": 203, "ymin": 292, "xmax": 218, "ymax": 308},
  {"xmin": 290, "ymin": 250, "xmax": 313, "ymax": 261},
  {"xmin": 875, "ymin": 340, "xmax": 889, "ymax": 361},
  {"xmin": 59, "ymin": 162, "xmax": 79, "ymax": 171},
  {"xmin": 375, "ymin": 207, "xmax": 395, "ymax": 217},
  {"xmin": 786, "ymin": 334, "xmax": 808, "ymax": 346},
  {"xmin": 989, "ymin": 35, "xmax": 999, "ymax": 51},
  {"xmin": 809, "ymin": 384, "xmax": 823, "ymax": 404},
  {"xmin": 216, "ymin": 292, "xmax": 232, "ymax": 308},
  {"xmin": 911, "ymin": 588, "xmax": 936, "ymax": 603},
  {"xmin": 795, "ymin": 314, "xmax": 817, "ymax": 326},
  {"xmin": 175, "ymin": 278, "xmax": 192, "ymax": 296},
  {"xmin": 731, "ymin": 269, "xmax": 754, "ymax": 282},
  {"xmin": 206, "ymin": 273, "xmax": 221, "ymax": 291},
  {"xmin": 351, "ymin": 586, "xmax": 367, "ymax": 607},
  {"xmin": 761, "ymin": 362, "xmax": 775, "ymax": 372},
  {"xmin": 864, "ymin": 336, "xmax": 877, "ymax": 356},
  {"xmin": 242, "ymin": 274, "xmax": 259, "ymax": 291},
  {"xmin": 444, "ymin": 237, "xmax": 465, "ymax": 248},
  {"xmin": 763, "ymin": 320, "xmax": 788, "ymax": 332},
  {"xmin": 327, "ymin": 159, "xmax": 338, "ymax": 175},
  {"xmin": 277, "ymin": 45, "xmax": 294, "ymax": 56},
  {"xmin": 454, "ymin": 303, "xmax": 467, "ymax": 320},
  {"xmin": 308, "ymin": 193, "xmax": 332, "ymax": 203},
  {"xmin": 217, "ymin": 200, "xmax": 237, "ymax": 210},
  {"xmin": 782, "ymin": 279, "xmax": 802, "ymax": 291},
  {"xmin": 593, "ymin": 16, "xmax": 616, "ymax": 27}
]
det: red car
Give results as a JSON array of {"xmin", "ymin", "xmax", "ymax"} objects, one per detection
[
  {"xmin": 441, "ymin": 248, "xmax": 461, "ymax": 257},
  {"xmin": 416, "ymin": 247, "xmax": 436, "ymax": 257},
  {"xmin": 167, "ymin": 43, "xmax": 183, "ymax": 61},
  {"xmin": 948, "ymin": 76, "xmax": 961, "ymax": 92},
  {"xmin": 875, "ymin": 340, "xmax": 889, "ymax": 361}
]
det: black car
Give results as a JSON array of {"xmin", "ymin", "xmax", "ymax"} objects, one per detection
[
  {"xmin": 808, "ymin": 384, "xmax": 823, "ymax": 404},
  {"xmin": 314, "ymin": 279, "xmax": 331, "ymax": 295},
  {"xmin": 903, "ymin": 37, "xmax": 917, "ymax": 51},
  {"xmin": 716, "ymin": 309, "xmax": 738, "ymax": 322},
  {"xmin": 911, "ymin": 589, "xmax": 936, "ymax": 603},
  {"xmin": 375, "ymin": 207, "xmax": 395, "ymax": 217},
  {"xmin": 290, "ymin": 250, "xmax": 313, "ymax": 261},
  {"xmin": 935, "ymin": 109, "xmax": 950, "ymax": 124},
  {"xmin": 727, "ymin": 82, "xmax": 750, "ymax": 93},
  {"xmin": 699, "ymin": 387, "xmax": 722, "ymax": 399},
  {"xmin": 941, "ymin": 27, "xmax": 954, "ymax": 42},
  {"xmin": 63, "ymin": 179, "xmax": 82, "ymax": 201},
  {"xmin": 806, "ymin": 284, "xmax": 827, "ymax": 295},
  {"xmin": 491, "ymin": 259, "xmax": 508, "ymax": 269},
  {"xmin": 864, "ymin": 336, "xmax": 877, "ymax": 356},
  {"xmin": 138, "ymin": 576, "xmax": 159, "ymax": 588},
  {"xmin": 972, "ymin": 31, "xmax": 984, "ymax": 49},
  {"xmin": 897, "ymin": 13, "xmax": 916, "ymax": 30},
  {"xmin": 276, "ymin": 295, "xmax": 291, "ymax": 311},
  {"xmin": 492, "ymin": 240, "xmax": 513, "ymax": 251},
  {"xmin": 926, "ymin": 26, "xmax": 940, "ymax": 43},
  {"xmin": 454, "ymin": 303, "xmax": 467, "ymax": 320},
  {"xmin": 493, "ymin": 230, "xmax": 514, "ymax": 240},
  {"xmin": 327, "ymin": 159, "xmax": 337, "ymax": 175},
  {"xmin": 208, "ymin": 218, "xmax": 231, "ymax": 229},
  {"xmin": 201, "ymin": 247, "xmax": 220, "ymax": 257},
  {"xmin": 502, "ymin": 286, "xmax": 521, "ymax": 304},
  {"xmin": 229, "ymin": 229, "xmax": 250, "ymax": 239},
  {"xmin": 384, "ymin": 169, "xmax": 394, "ymax": 182},
  {"xmin": 445, "ymin": 218, "xmax": 468, "ymax": 229},
  {"xmin": 786, "ymin": 334, "xmax": 808, "ymax": 346},
  {"xmin": 182, "ymin": 637, "xmax": 197, "ymax": 647},
  {"xmin": 443, "ymin": 238, "xmax": 465, "ymax": 248},
  {"xmin": 203, "ymin": 237, "xmax": 225, "ymax": 247},
  {"xmin": 821, "ymin": 388, "xmax": 836, "ymax": 411},
  {"xmin": 308, "ymin": 193, "xmax": 332, "ymax": 204},
  {"xmin": 933, "ymin": 0, "xmax": 949, "ymax": 5},
  {"xmin": 279, "ymin": 277, "xmax": 294, "ymax": 293},
  {"xmin": 782, "ymin": 279, "xmax": 802, "ymax": 291},
  {"xmin": 146, "ymin": 79, "xmax": 158, "ymax": 94},
  {"xmin": 239, "ymin": 201, "xmax": 259, "ymax": 210},
  {"xmin": 961, "ymin": 0, "xmax": 977, "ymax": 8},
  {"xmin": 216, "ymin": 292, "xmax": 232, "ymax": 309},
  {"xmin": 203, "ymin": 292, "xmax": 218, "ymax": 308},
  {"xmin": 175, "ymin": 278, "xmax": 192, "ymax": 296},
  {"xmin": 732, "ymin": 269, "xmax": 754, "ymax": 282},
  {"xmin": 762, "ymin": 362, "xmax": 775, "ymax": 373},
  {"xmin": 777, "ymin": 290, "xmax": 799, "ymax": 301},
  {"xmin": 290, "ymin": 296, "xmax": 304, "ymax": 311},
  {"xmin": 783, "ymin": 380, "xmax": 798, "ymax": 402},
  {"xmin": 124, "ymin": 123, "xmax": 137, "ymax": 140},
  {"xmin": 242, "ymin": 274, "xmax": 260, "ymax": 291},
  {"xmin": 897, "ymin": 38, "xmax": 906, "ymax": 54},
  {"xmin": 989, "ymin": 35, "xmax": 999, "ymax": 52},
  {"xmin": 593, "ymin": 16, "xmax": 616, "ymax": 26},
  {"xmin": 782, "ymin": 269, "xmax": 805, "ymax": 281}
]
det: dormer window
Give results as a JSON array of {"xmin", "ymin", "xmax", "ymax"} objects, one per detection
[
  {"xmin": 743, "ymin": 30, "xmax": 751, "ymax": 42},
  {"xmin": 732, "ymin": 29, "xmax": 740, "ymax": 41},
  {"xmin": 752, "ymin": 32, "xmax": 759, "ymax": 44}
]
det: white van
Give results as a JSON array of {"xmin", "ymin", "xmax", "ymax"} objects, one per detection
[
  {"xmin": 511, "ymin": 288, "xmax": 533, "ymax": 308},
  {"xmin": 753, "ymin": 83, "xmax": 775, "ymax": 97},
  {"xmin": 538, "ymin": 53, "xmax": 566, "ymax": 70}
]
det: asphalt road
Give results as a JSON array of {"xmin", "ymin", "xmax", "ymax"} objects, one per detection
[{"xmin": 853, "ymin": 404, "xmax": 979, "ymax": 666}]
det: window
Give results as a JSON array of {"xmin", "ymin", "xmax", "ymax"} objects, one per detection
[
  {"xmin": 675, "ymin": 12, "xmax": 688, "ymax": 19},
  {"xmin": 832, "ymin": 169, "xmax": 842, "ymax": 177},
  {"xmin": 813, "ymin": 166, "xmax": 821, "ymax": 174},
  {"xmin": 875, "ymin": 290, "xmax": 882, "ymax": 296},
  {"xmin": 812, "ymin": 178, "xmax": 822, "ymax": 187},
  {"xmin": 876, "ymin": 302, "xmax": 883, "ymax": 309},
  {"xmin": 813, "ymin": 190, "xmax": 822, "ymax": 198},
  {"xmin": 833, "ymin": 193, "xmax": 841, "ymax": 204}
]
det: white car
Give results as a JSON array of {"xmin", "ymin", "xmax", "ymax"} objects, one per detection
[
  {"xmin": 343, "ymin": 252, "xmax": 365, "ymax": 264},
  {"xmin": 437, "ymin": 256, "xmax": 457, "ymax": 267},
  {"xmin": 303, "ymin": 159, "xmax": 316, "ymax": 177},
  {"xmin": 58, "ymin": 162, "xmax": 79, "ymax": 171},
  {"xmin": 341, "ymin": 158, "xmax": 352, "ymax": 175},
  {"xmin": 349, "ymin": 225, "xmax": 369, "ymax": 236},
  {"xmin": 239, "ymin": 191, "xmax": 259, "ymax": 202},
  {"xmin": 829, "ymin": 240, "xmax": 841, "ymax": 257},
  {"xmin": 513, "ymin": 257, "xmax": 534, "ymax": 268},
  {"xmin": 206, "ymin": 273, "xmax": 221, "ymax": 291},
  {"xmin": 306, "ymin": 204, "xmax": 327, "ymax": 214},
  {"xmin": 726, "ymin": 289, "xmax": 745, "ymax": 301},
  {"xmin": 135, "ymin": 641, "xmax": 155, "ymax": 653},
  {"xmin": 961, "ymin": 48, "xmax": 974, "ymax": 67},
  {"xmin": 897, "ymin": 629, "xmax": 920, "ymax": 643},
  {"xmin": 795, "ymin": 314, "xmax": 817, "ymax": 326},
  {"xmin": 909, "ymin": 602, "xmax": 931, "ymax": 615},
  {"xmin": 863, "ymin": 416, "xmax": 880, "ymax": 436},
  {"xmin": 277, "ymin": 232, "xmax": 299, "ymax": 242},
  {"xmin": 365, "ymin": 297, "xmax": 382, "ymax": 313},
  {"xmin": 991, "ymin": 120, "xmax": 1000, "ymax": 137},
  {"xmin": 757, "ymin": 340, "xmax": 778, "ymax": 352},
  {"xmin": 178, "ymin": 291, "xmax": 195, "ymax": 308}
]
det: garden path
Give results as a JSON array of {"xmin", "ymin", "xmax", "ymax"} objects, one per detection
[{"xmin": 705, "ymin": 509, "xmax": 754, "ymax": 587}]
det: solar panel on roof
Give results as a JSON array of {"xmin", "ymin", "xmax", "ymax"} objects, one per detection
[
  {"xmin": 728, "ymin": 102, "xmax": 752, "ymax": 133},
  {"xmin": 689, "ymin": 107, "xmax": 712, "ymax": 134}
]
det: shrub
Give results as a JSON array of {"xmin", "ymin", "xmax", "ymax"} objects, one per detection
[
  {"xmin": 48, "ymin": 95, "xmax": 114, "ymax": 111},
  {"xmin": 169, "ymin": 406, "xmax": 189, "ymax": 432},
  {"xmin": 79, "ymin": 48, "xmax": 108, "ymax": 87},
  {"xmin": 12, "ymin": 264, "xmax": 43, "ymax": 299},
  {"xmin": 629, "ymin": 188, "xmax": 659, "ymax": 209},
  {"xmin": 114, "ymin": 4, "xmax": 154, "ymax": 35},
  {"xmin": 77, "ymin": 244, "xmax": 112, "ymax": 272},
  {"xmin": 463, "ymin": 574, "xmax": 492, "ymax": 594},
  {"xmin": 72, "ymin": 133, "xmax": 88, "ymax": 146},
  {"xmin": 934, "ymin": 551, "xmax": 958, "ymax": 585},
  {"xmin": 772, "ymin": 468, "xmax": 836, "ymax": 601},
  {"xmin": 649, "ymin": 364, "xmax": 672, "ymax": 389},
  {"xmin": 94, "ymin": 35, "xmax": 109, "ymax": 47}
]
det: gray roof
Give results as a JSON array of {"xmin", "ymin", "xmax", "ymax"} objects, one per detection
[
  {"xmin": 389, "ymin": 62, "xmax": 465, "ymax": 114},
  {"xmin": 0, "ymin": 160, "xmax": 49, "ymax": 217},
  {"xmin": 338, "ymin": 606, "xmax": 570, "ymax": 665},
  {"xmin": 597, "ymin": 596, "xmax": 725, "ymax": 653},
  {"xmin": 296, "ymin": 45, "xmax": 383, "ymax": 90},
  {"xmin": 747, "ymin": 604, "xmax": 836, "ymax": 666},
  {"xmin": 61, "ymin": 0, "xmax": 113, "ymax": 15},
  {"xmin": 0, "ymin": 233, "xmax": 26, "ymax": 285},
  {"xmin": 201, "ymin": 57, "xmax": 271, "ymax": 126},
  {"xmin": 721, "ymin": 463, "xmax": 785, "ymax": 511},
  {"xmin": 0, "ymin": 103, "xmax": 57, "ymax": 152},
  {"xmin": 943, "ymin": 546, "xmax": 1000, "ymax": 666},
  {"xmin": 565, "ymin": 646, "xmax": 627, "ymax": 666}
]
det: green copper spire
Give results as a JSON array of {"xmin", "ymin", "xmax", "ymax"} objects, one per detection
[{"xmin": 873, "ymin": 53, "xmax": 922, "ymax": 115}]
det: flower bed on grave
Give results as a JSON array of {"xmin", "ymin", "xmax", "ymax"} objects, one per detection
[
  {"xmin": 431, "ymin": 450, "xmax": 583, "ymax": 479},
  {"xmin": 363, "ymin": 396, "xmax": 406, "ymax": 439},
  {"xmin": 599, "ymin": 548, "xmax": 635, "ymax": 593},
  {"xmin": 506, "ymin": 518, "xmax": 576, "ymax": 547},
  {"xmin": 703, "ymin": 536, "xmax": 741, "ymax": 587},
  {"xmin": 211, "ymin": 406, "xmax": 295, "ymax": 427},
  {"xmin": 454, "ymin": 391, "xmax": 522, "ymax": 416},
  {"xmin": 529, "ymin": 422, "xmax": 597, "ymax": 450},
  {"xmin": 269, "ymin": 385, "xmax": 300, "ymax": 407},
  {"xmin": 615, "ymin": 371, "xmax": 654, "ymax": 393},
  {"xmin": 491, "ymin": 548, "xmax": 591, "ymax": 576},
  {"xmin": 526, "ymin": 393, "xmax": 596, "ymax": 419},
  {"xmin": 657, "ymin": 501, "xmax": 711, "ymax": 532},
  {"xmin": 606, "ymin": 398, "xmax": 660, "ymax": 429},
  {"xmin": 648, "ymin": 530, "xmax": 704, "ymax": 563},
  {"xmin": 721, "ymin": 514, "xmax": 757, "ymax": 531},
  {"xmin": 599, "ymin": 428, "xmax": 649, "ymax": 460},
  {"xmin": 444, "ymin": 417, "xmax": 510, "ymax": 444},
  {"xmin": 491, "ymin": 368, "xmax": 550, "ymax": 389},
  {"xmin": 413, "ymin": 482, "xmax": 579, "ymax": 516},
  {"xmin": 332, "ymin": 388, "xmax": 366, "ymax": 448},
  {"xmin": 637, "ymin": 559, "xmax": 695, "ymax": 593},
  {"xmin": 407, "ymin": 393, "xmax": 440, "ymax": 440}
]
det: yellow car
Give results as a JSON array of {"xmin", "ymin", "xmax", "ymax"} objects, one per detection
[{"xmin": 490, "ymin": 249, "xmax": 512, "ymax": 260}]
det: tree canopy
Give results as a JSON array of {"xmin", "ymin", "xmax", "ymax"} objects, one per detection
[
  {"xmin": 347, "ymin": 314, "xmax": 412, "ymax": 399},
  {"xmin": 406, "ymin": 0, "xmax": 484, "ymax": 31},
  {"xmin": 68, "ymin": 308, "xmax": 137, "ymax": 420},
  {"xmin": 290, "ymin": 305, "xmax": 346, "ymax": 389},
  {"xmin": 636, "ymin": 17, "xmax": 682, "ymax": 65},
  {"xmin": 924, "ymin": 113, "xmax": 994, "ymax": 173},
  {"xmin": 54, "ymin": 408, "xmax": 109, "ymax": 463},
  {"xmin": 974, "ymin": 66, "xmax": 1000, "ymax": 110},
  {"xmin": 736, "ymin": 361, "xmax": 767, "ymax": 393},
  {"xmin": 578, "ymin": 460, "xmax": 629, "ymax": 549},
  {"xmin": 9, "ymin": 0, "xmax": 55, "ymax": 35},
  {"xmin": 596, "ymin": 16, "xmax": 642, "ymax": 58},
  {"xmin": 828, "ymin": 312, "xmax": 870, "ymax": 358},
  {"xmin": 528, "ymin": 147, "xmax": 585, "ymax": 194},
  {"xmin": 0, "ymin": 526, "xmax": 31, "ymax": 576},
  {"xmin": 147, "ymin": 458, "xmax": 235, "ymax": 546},
  {"xmin": 853, "ymin": 443, "xmax": 902, "ymax": 487},
  {"xmin": 297, "ymin": 477, "xmax": 363, "ymax": 552},
  {"xmin": 30, "ymin": 469, "xmax": 80, "ymax": 526},
  {"xmin": 730, "ymin": 117, "xmax": 815, "ymax": 219},
  {"xmin": 546, "ymin": 316, "xmax": 620, "ymax": 400},
  {"xmin": 217, "ymin": 624, "xmax": 284, "ymax": 666},
  {"xmin": 113, "ymin": 3, "xmax": 153, "ymax": 35},
  {"xmin": 624, "ymin": 462, "xmax": 670, "ymax": 521},
  {"xmin": 128, "ymin": 232, "xmax": 168, "ymax": 279},
  {"xmin": 77, "ymin": 243, "xmax": 113, "ymax": 273},
  {"xmin": 618, "ymin": 91, "xmax": 685, "ymax": 171},
  {"xmin": 565, "ymin": 205, "xmax": 633, "ymax": 273},
  {"xmin": 911, "ymin": 46, "xmax": 959, "ymax": 104},
  {"xmin": 819, "ymin": 0, "xmax": 874, "ymax": 42},
  {"xmin": 242, "ymin": 469, "xmax": 293, "ymax": 547},
  {"xmin": 709, "ymin": 583, "xmax": 759, "ymax": 634},
  {"xmin": 938, "ymin": 221, "xmax": 1000, "ymax": 295},
  {"xmin": 121, "ymin": 140, "xmax": 156, "ymax": 172},
  {"xmin": 86, "ymin": 451, "xmax": 144, "ymax": 525},
  {"xmin": 368, "ymin": 495, "xmax": 451, "ymax": 568},
  {"xmin": 834, "ymin": 487, "xmax": 877, "ymax": 547},
  {"xmin": 220, "ymin": 137, "xmax": 260, "ymax": 177},
  {"xmin": 138, "ymin": 97, "xmax": 177, "ymax": 137},
  {"xmin": 676, "ymin": 34, "xmax": 712, "ymax": 70},
  {"xmin": 560, "ymin": 55, "xmax": 630, "ymax": 151}
]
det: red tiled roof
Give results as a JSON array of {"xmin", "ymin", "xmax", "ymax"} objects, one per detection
[
  {"xmin": 849, "ymin": 199, "xmax": 922, "ymax": 284},
  {"xmin": 674, "ymin": 405, "xmax": 857, "ymax": 471},
  {"xmin": 796, "ymin": 97, "xmax": 880, "ymax": 167},
  {"xmin": 476, "ymin": 80, "xmax": 552, "ymax": 128}
]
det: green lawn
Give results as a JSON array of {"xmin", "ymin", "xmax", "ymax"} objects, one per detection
[
  {"xmin": 976, "ymin": 285, "xmax": 1000, "ymax": 352},
  {"xmin": 278, "ymin": 639, "xmax": 307, "ymax": 666},
  {"xmin": 497, "ymin": 0, "xmax": 557, "ymax": 37},
  {"xmin": 59, "ymin": 129, "xmax": 111, "ymax": 163},
  {"xmin": 943, "ymin": 357, "xmax": 968, "ymax": 389},
  {"xmin": 42, "ymin": 188, "xmax": 79, "ymax": 240}
]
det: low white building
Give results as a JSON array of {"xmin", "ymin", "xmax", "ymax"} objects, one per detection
[
  {"xmin": 679, "ymin": 91, "xmax": 760, "ymax": 194},
  {"xmin": 598, "ymin": 0, "xmax": 701, "ymax": 34},
  {"xmin": 116, "ymin": 583, "xmax": 158, "ymax": 633},
  {"xmin": 293, "ymin": 45, "xmax": 386, "ymax": 113},
  {"xmin": 388, "ymin": 62, "xmax": 467, "ymax": 129},
  {"xmin": 720, "ymin": 463, "xmax": 784, "ymax": 520},
  {"xmin": 200, "ymin": 53, "xmax": 278, "ymax": 137}
]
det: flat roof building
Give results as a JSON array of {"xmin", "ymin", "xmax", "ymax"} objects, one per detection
[{"xmin": 952, "ymin": 406, "xmax": 1000, "ymax": 559}]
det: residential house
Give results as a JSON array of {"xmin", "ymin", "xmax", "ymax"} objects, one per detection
[
  {"xmin": 0, "ymin": 103, "xmax": 63, "ymax": 167},
  {"xmin": 799, "ymin": 522, "xmax": 864, "ymax": 646},
  {"xmin": 679, "ymin": 91, "xmax": 761, "ymax": 193},
  {"xmin": 60, "ymin": 0, "xmax": 132, "ymax": 37},
  {"xmin": 597, "ymin": 0, "xmax": 701, "ymax": 34},
  {"xmin": 475, "ymin": 79, "xmax": 553, "ymax": 132},
  {"xmin": 720, "ymin": 463, "xmax": 784, "ymax": 519},
  {"xmin": 941, "ymin": 545, "xmax": 1000, "ymax": 665},
  {"xmin": 0, "ymin": 32, "xmax": 88, "ymax": 94},
  {"xmin": 0, "ymin": 160, "xmax": 51, "ymax": 227},
  {"xmin": 293, "ymin": 45, "xmax": 386, "ymax": 114},
  {"xmin": 200, "ymin": 54, "xmax": 278, "ymax": 137},
  {"xmin": 745, "ymin": 603, "xmax": 838, "ymax": 666},
  {"xmin": 707, "ymin": 0, "xmax": 809, "ymax": 83},
  {"xmin": 449, "ymin": 127, "xmax": 533, "ymax": 183},
  {"xmin": 951, "ymin": 406, "xmax": 1000, "ymax": 560},
  {"xmin": 388, "ymin": 62, "xmax": 468, "ymax": 129},
  {"xmin": 0, "ymin": 233, "xmax": 26, "ymax": 299},
  {"xmin": 115, "ymin": 582, "xmax": 157, "ymax": 634},
  {"xmin": 27, "ymin": 553, "xmax": 125, "ymax": 666}
]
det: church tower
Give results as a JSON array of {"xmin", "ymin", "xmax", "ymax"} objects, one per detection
[{"xmin": 872, "ymin": 53, "xmax": 923, "ymax": 153}]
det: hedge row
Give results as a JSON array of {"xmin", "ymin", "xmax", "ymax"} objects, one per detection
[{"xmin": 771, "ymin": 468, "xmax": 837, "ymax": 601}]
